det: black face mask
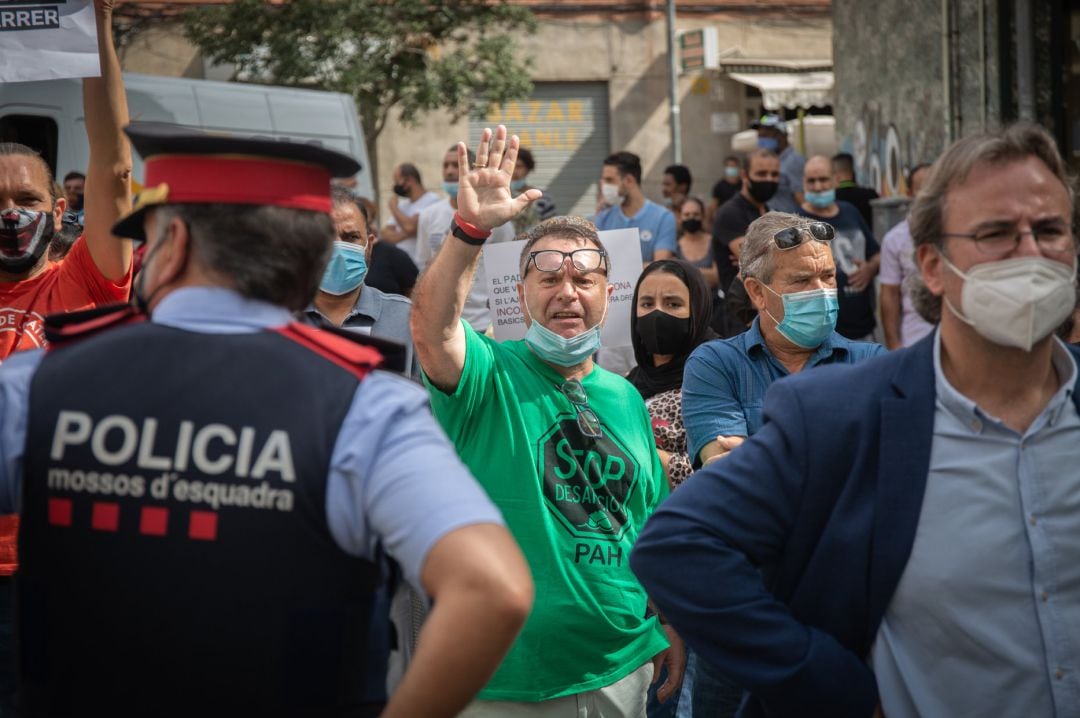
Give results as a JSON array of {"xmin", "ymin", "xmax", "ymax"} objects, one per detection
[
  {"xmin": 681, "ymin": 218, "xmax": 703, "ymax": 234},
  {"xmin": 392, "ymin": 183, "xmax": 409, "ymax": 197},
  {"xmin": 0, "ymin": 208, "xmax": 55, "ymax": 274},
  {"xmin": 71, "ymin": 193, "xmax": 85, "ymax": 212},
  {"xmin": 748, "ymin": 180, "xmax": 778, "ymax": 204},
  {"xmin": 637, "ymin": 309, "xmax": 691, "ymax": 356},
  {"xmin": 132, "ymin": 234, "xmax": 180, "ymax": 316}
]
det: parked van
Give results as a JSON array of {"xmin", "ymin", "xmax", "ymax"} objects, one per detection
[{"xmin": 0, "ymin": 73, "xmax": 373, "ymax": 197}]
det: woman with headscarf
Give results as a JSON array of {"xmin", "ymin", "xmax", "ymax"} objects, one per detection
[
  {"xmin": 630, "ymin": 260, "xmax": 718, "ymax": 718},
  {"xmin": 627, "ymin": 259, "xmax": 717, "ymax": 488}
]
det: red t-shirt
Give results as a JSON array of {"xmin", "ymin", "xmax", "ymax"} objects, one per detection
[
  {"xmin": 0, "ymin": 236, "xmax": 132, "ymax": 361},
  {"xmin": 0, "ymin": 238, "xmax": 131, "ymax": 575}
]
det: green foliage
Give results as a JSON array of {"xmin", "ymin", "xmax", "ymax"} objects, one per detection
[{"xmin": 183, "ymin": 0, "xmax": 535, "ymax": 147}]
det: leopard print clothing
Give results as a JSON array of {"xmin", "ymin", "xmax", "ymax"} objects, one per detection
[{"xmin": 645, "ymin": 387, "xmax": 693, "ymax": 487}]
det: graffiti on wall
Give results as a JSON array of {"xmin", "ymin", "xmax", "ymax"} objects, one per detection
[{"xmin": 843, "ymin": 103, "xmax": 914, "ymax": 198}]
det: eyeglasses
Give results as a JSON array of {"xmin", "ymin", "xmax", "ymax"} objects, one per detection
[
  {"xmin": 560, "ymin": 378, "xmax": 603, "ymax": 439},
  {"xmin": 772, "ymin": 222, "xmax": 835, "ymax": 250},
  {"xmin": 941, "ymin": 224, "xmax": 1075, "ymax": 257},
  {"xmin": 526, "ymin": 249, "xmax": 608, "ymax": 275}
]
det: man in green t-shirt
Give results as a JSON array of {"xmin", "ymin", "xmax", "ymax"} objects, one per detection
[{"xmin": 412, "ymin": 125, "xmax": 683, "ymax": 716}]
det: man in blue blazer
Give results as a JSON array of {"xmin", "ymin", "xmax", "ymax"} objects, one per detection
[{"xmin": 631, "ymin": 122, "xmax": 1080, "ymax": 718}]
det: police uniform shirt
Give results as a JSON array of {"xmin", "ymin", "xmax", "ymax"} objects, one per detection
[{"xmin": 0, "ymin": 286, "xmax": 504, "ymax": 589}]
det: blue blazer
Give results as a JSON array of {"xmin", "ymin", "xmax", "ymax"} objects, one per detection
[{"xmin": 630, "ymin": 335, "xmax": 1080, "ymax": 717}]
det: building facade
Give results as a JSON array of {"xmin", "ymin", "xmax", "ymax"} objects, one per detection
[
  {"xmin": 114, "ymin": 0, "xmax": 831, "ymax": 221},
  {"xmin": 833, "ymin": 0, "xmax": 1080, "ymax": 196}
]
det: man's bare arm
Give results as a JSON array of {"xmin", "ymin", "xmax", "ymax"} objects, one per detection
[
  {"xmin": 383, "ymin": 524, "xmax": 533, "ymax": 718},
  {"xmin": 380, "ymin": 224, "xmax": 408, "ymax": 244},
  {"xmin": 388, "ymin": 200, "xmax": 420, "ymax": 237},
  {"xmin": 410, "ymin": 228, "xmax": 483, "ymax": 393},
  {"xmin": 880, "ymin": 284, "xmax": 902, "ymax": 350},
  {"xmin": 410, "ymin": 126, "xmax": 540, "ymax": 393},
  {"xmin": 82, "ymin": 0, "xmax": 132, "ymax": 281}
]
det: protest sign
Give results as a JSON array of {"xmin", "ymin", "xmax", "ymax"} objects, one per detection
[
  {"xmin": 0, "ymin": 0, "xmax": 100, "ymax": 84},
  {"xmin": 484, "ymin": 227, "xmax": 644, "ymax": 348}
]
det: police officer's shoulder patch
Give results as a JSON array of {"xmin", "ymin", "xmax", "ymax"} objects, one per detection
[
  {"xmin": 275, "ymin": 322, "xmax": 396, "ymax": 379},
  {"xmin": 43, "ymin": 303, "xmax": 146, "ymax": 351}
]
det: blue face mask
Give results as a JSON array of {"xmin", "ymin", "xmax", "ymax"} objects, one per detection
[
  {"xmin": 523, "ymin": 296, "xmax": 607, "ymax": 367},
  {"xmin": 804, "ymin": 189, "xmax": 836, "ymax": 209},
  {"xmin": 757, "ymin": 137, "xmax": 779, "ymax": 152},
  {"xmin": 443, "ymin": 181, "xmax": 459, "ymax": 197},
  {"xmin": 724, "ymin": 166, "xmax": 740, "ymax": 179},
  {"xmin": 510, "ymin": 178, "xmax": 527, "ymax": 192},
  {"xmin": 763, "ymin": 285, "xmax": 838, "ymax": 349},
  {"xmin": 320, "ymin": 240, "xmax": 367, "ymax": 295}
]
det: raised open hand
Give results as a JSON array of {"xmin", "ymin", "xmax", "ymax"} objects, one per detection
[{"xmin": 456, "ymin": 125, "xmax": 543, "ymax": 233}]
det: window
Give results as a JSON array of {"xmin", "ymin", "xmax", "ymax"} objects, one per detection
[{"xmin": 0, "ymin": 115, "xmax": 59, "ymax": 176}]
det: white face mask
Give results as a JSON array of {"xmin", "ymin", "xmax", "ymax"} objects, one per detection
[
  {"xmin": 600, "ymin": 182, "xmax": 624, "ymax": 207},
  {"xmin": 940, "ymin": 253, "xmax": 1077, "ymax": 351}
]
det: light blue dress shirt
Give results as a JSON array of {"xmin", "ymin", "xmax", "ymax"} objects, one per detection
[
  {"xmin": 0, "ymin": 286, "xmax": 503, "ymax": 589},
  {"xmin": 594, "ymin": 198, "xmax": 678, "ymax": 261},
  {"xmin": 681, "ymin": 317, "xmax": 886, "ymax": 463},
  {"xmin": 304, "ymin": 285, "xmax": 418, "ymax": 377},
  {"xmin": 769, "ymin": 144, "xmax": 806, "ymax": 214},
  {"xmin": 872, "ymin": 331, "xmax": 1080, "ymax": 717}
]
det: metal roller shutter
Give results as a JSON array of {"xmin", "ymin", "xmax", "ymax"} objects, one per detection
[{"xmin": 470, "ymin": 82, "xmax": 609, "ymax": 219}]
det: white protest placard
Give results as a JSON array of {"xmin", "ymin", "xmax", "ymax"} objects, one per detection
[
  {"xmin": 0, "ymin": 0, "xmax": 100, "ymax": 84},
  {"xmin": 484, "ymin": 228, "xmax": 644, "ymax": 348}
]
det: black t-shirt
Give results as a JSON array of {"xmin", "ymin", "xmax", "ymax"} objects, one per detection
[
  {"xmin": 797, "ymin": 201, "xmax": 880, "ymax": 339},
  {"xmin": 711, "ymin": 179, "xmax": 740, "ymax": 206},
  {"xmin": 835, "ymin": 183, "xmax": 879, "ymax": 228},
  {"xmin": 366, "ymin": 241, "xmax": 419, "ymax": 297},
  {"xmin": 712, "ymin": 192, "xmax": 765, "ymax": 292}
]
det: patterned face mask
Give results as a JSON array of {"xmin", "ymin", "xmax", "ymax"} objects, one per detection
[{"xmin": 0, "ymin": 207, "xmax": 55, "ymax": 274}]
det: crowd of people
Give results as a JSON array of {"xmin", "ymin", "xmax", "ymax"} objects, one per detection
[{"xmin": 1, "ymin": 5, "xmax": 1079, "ymax": 718}]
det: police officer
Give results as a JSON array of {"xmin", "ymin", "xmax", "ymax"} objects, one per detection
[{"xmin": 0, "ymin": 124, "xmax": 533, "ymax": 718}]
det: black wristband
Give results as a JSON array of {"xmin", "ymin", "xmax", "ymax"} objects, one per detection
[{"xmin": 450, "ymin": 219, "xmax": 489, "ymax": 247}]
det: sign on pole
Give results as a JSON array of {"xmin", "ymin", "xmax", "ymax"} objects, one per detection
[
  {"xmin": 0, "ymin": 0, "xmax": 101, "ymax": 84},
  {"xmin": 678, "ymin": 27, "xmax": 719, "ymax": 73},
  {"xmin": 484, "ymin": 228, "xmax": 644, "ymax": 348}
]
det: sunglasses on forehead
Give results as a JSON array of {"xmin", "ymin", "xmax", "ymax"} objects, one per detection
[
  {"xmin": 772, "ymin": 222, "xmax": 835, "ymax": 250},
  {"xmin": 525, "ymin": 248, "xmax": 608, "ymax": 275}
]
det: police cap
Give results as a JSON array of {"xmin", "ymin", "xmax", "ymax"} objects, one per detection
[{"xmin": 112, "ymin": 122, "xmax": 362, "ymax": 240}]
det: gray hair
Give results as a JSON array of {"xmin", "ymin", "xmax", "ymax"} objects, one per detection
[
  {"xmin": 908, "ymin": 122, "xmax": 1076, "ymax": 323},
  {"xmin": 738, "ymin": 211, "xmax": 810, "ymax": 284},
  {"xmin": 156, "ymin": 203, "xmax": 334, "ymax": 312},
  {"xmin": 517, "ymin": 215, "xmax": 610, "ymax": 277}
]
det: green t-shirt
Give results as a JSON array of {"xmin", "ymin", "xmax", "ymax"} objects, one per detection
[{"xmin": 424, "ymin": 322, "xmax": 669, "ymax": 701}]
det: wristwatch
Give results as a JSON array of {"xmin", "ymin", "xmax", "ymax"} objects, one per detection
[{"xmin": 450, "ymin": 213, "xmax": 491, "ymax": 246}]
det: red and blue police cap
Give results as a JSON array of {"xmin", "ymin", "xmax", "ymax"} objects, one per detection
[{"xmin": 112, "ymin": 122, "xmax": 362, "ymax": 240}]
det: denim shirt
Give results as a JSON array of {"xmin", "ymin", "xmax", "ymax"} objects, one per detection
[{"xmin": 681, "ymin": 318, "xmax": 885, "ymax": 464}]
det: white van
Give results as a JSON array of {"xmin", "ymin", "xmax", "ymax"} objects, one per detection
[{"xmin": 0, "ymin": 73, "xmax": 373, "ymax": 197}]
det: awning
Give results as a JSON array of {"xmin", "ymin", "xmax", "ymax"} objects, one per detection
[{"xmin": 726, "ymin": 71, "xmax": 834, "ymax": 110}]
